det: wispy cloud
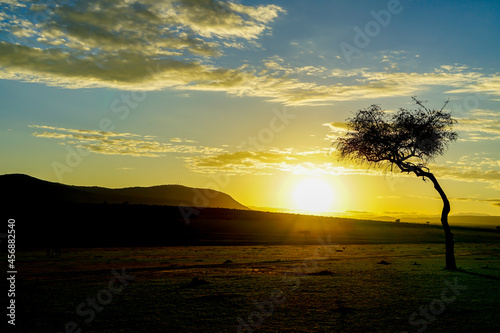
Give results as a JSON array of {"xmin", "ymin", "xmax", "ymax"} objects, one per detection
[
  {"xmin": 323, "ymin": 121, "xmax": 349, "ymax": 140},
  {"xmin": 452, "ymin": 197, "xmax": 500, "ymax": 207},
  {"xmin": 29, "ymin": 125, "xmax": 224, "ymax": 157},
  {"xmin": 170, "ymin": 137, "xmax": 196, "ymax": 143},
  {"xmin": 433, "ymin": 154, "xmax": 500, "ymax": 189},
  {"xmin": 262, "ymin": 55, "xmax": 327, "ymax": 76},
  {"xmin": 184, "ymin": 148, "xmax": 386, "ymax": 176},
  {"xmin": 455, "ymin": 109, "xmax": 500, "ymax": 141}
]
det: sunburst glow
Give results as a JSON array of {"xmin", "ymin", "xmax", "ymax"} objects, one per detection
[{"xmin": 293, "ymin": 178, "xmax": 335, "ymax": 213}]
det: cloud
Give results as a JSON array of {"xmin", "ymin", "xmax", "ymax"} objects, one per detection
[
  {"xmin": 182, "ymin": 1, "xmax": 285, "ymax": 39},
  {"xmin": 431, "ymin": 160, "xmax": 500, "ymax": 190},
  {"xmin": 262, "ymin": 56, "xmax": 327, "ymax": 76},
  {"xmin": 170, "ymin": 137, "xmax": 196, "ymax": 143},
  {"xmin": 455, "ymin": 110, "xmax": 500, "ymax": 141},
  {"xmin": 455, "ymin": 153, "xmax": 500, "ymax": 169},
  {"xmin": 0, "ymin": 0, "xmax": 285, "ymax": 88},
  {"xmin": 183, "ymin": 148, "xmax": 388, "ymax": 176},
  {"xmin": 1, "ymin": 3, "xmax": 500, "ymax": 106},
  {"xmin": 252, "ymin": 65, "xmax": 500, "ymax": 105},
  {"xmin": 452, "ymin": 197, "xmax": 500, "ymax": 207},
  {"xmin": 0, "ymin": 0, "xmax": 25, "ymax": 7},
  {"xmin": 445, "ymin": 76, "xmax": 500, "ymax": 96},
  {"xmin": 357, "ymin": 65, "xmax": 485, "ymax": 90},
  {"xmin": 183, "ymin": 143, "xmax": 500, "ymax": 192},
  {"xmin": 323, "ymin": 121, "xmax": 349, "ymax": 140},
  {"xmin": 29, "ymin": 125, "xmax": 224, "ymax": 157}
]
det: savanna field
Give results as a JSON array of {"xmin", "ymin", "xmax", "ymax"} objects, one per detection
[
  {"xmin": 11, "ymin": 242, "xmax": 500, "ymax": 333},
  {"xmin": 3, "ymin": 1, "xmax": 500, "ymax": 333}
]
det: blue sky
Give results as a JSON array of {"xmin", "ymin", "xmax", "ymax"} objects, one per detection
[{"xmin": 1, "ymin": 0, "xmax": 500, "ymax": 219}]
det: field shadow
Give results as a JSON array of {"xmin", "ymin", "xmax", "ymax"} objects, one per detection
[{"xmin": 456, "ymin": 268, "xmax": 500, "ymax": 281}]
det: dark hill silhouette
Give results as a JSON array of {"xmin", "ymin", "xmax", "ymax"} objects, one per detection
[
  {"xmin": 2, "ymin": 174, "xmax": 499, "ymax": 249},
  {"xmin": 0, "ymin": 173, "xmax": 248, "ymax": 210}
]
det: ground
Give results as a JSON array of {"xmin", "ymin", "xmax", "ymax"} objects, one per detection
[{"xmin": 11, "ymin": 243, "xmax": 500, "ymax": 332}]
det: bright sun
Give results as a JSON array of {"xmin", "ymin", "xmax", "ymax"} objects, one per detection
[{"xmin": 293, "ymin": 178, "xmax": 335, "ymax": 213}]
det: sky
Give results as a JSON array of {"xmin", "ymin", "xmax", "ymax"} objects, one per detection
[{"xmin": 1, "ymin": 0, "xmax": 500, "ymax": 221}]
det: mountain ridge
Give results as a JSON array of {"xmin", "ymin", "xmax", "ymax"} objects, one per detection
[{"xmin": 0, "ymin": 173, "xmax": 249, "ymax": 210}]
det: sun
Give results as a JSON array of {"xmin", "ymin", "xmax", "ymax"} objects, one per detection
[{"xmin": 293, "ymin": 178, "xmax": 335, "ymax": 213}]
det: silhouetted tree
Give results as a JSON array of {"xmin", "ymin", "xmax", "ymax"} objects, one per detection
[
  {"xmin": 334, "ymin": 97, "xmax": 458, "ymax": 270},
  {"xmin": 299, "ymin": 230, "xmax": 311, "ymax": 243}
]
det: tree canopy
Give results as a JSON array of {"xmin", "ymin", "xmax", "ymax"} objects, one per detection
[{"xmin": 335, "ymin": 97, "xmax": 457, "ymax": 178}]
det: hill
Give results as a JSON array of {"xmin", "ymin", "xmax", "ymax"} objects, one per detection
[{"xmin": 0, "ymin": 173, "xmax": 248, "ymax": 210}]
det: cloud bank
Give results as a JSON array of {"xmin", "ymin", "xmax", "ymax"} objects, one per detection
[{"xmin": 1, "ymin": 2, "xmax": 500, "ymax": 105}]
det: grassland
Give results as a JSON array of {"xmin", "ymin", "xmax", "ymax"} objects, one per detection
[
  {"xmin": 5, "ymin": 204, "xmax": 500, "ymax": 332},
  {"xmin": 12, "ymin": 242, "xmax": 500, "ymax": 333}
]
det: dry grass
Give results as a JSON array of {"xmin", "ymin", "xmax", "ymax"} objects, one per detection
[{"xmin": 12, "ymin": 243, "xmax": 500, "ymax": 332}]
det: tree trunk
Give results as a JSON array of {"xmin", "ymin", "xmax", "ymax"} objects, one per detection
[{"xmin": 426, "ymin": 173, "xmax": 457, "ymax": 270}]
